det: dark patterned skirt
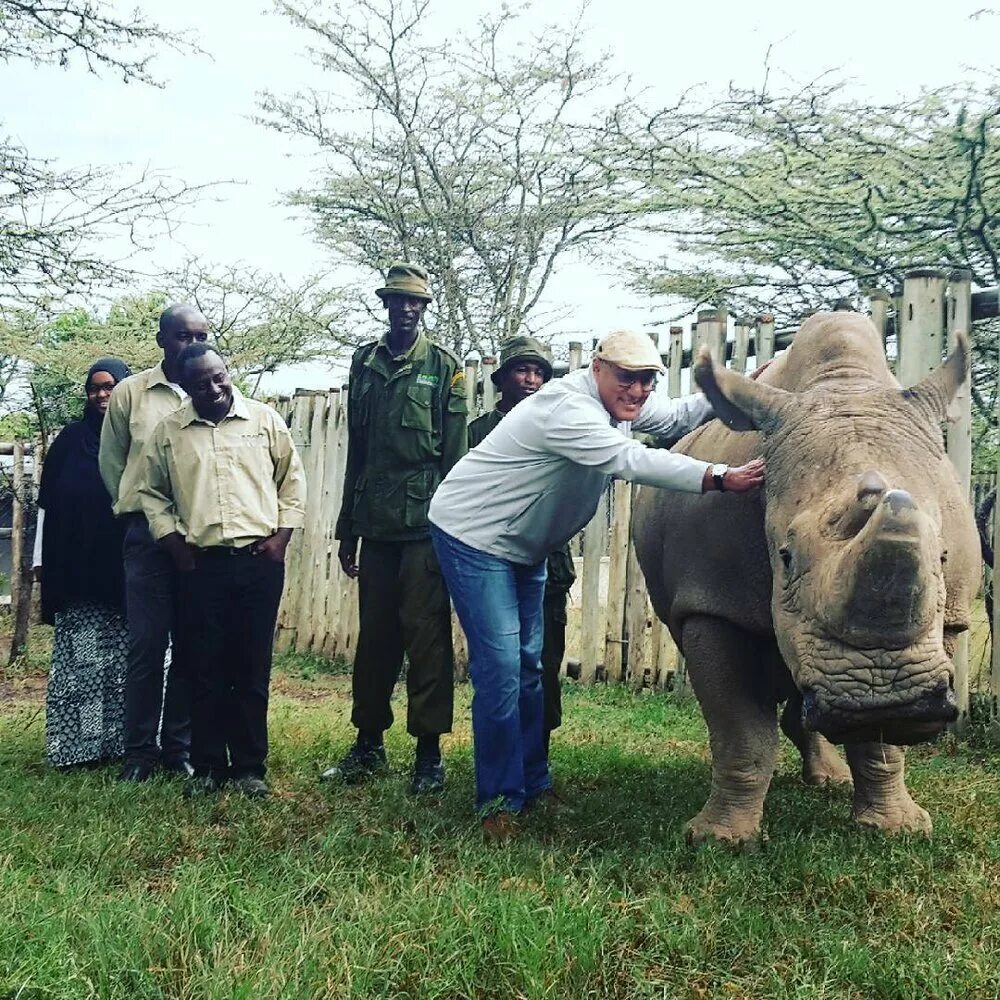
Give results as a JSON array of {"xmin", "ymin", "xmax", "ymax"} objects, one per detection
[{"xmin": 46, "ymin": 601, "xmax": 128, "ymax": 767}]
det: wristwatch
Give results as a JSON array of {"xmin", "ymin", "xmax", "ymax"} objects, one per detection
[{"xmin": 710, "ymin": 463, "xmax": 729, "ymax": 492}]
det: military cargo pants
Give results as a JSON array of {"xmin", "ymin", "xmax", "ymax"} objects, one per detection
[
  {"xmin": 352, "ymin": 538, "xmax": 454, "ymax": 736},
  {"xmin": 540, "ymin": 590, "xmax": 569, "ymax": 733}
]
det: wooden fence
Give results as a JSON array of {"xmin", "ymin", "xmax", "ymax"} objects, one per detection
[
  {"xmin": 270, "ymin": 268, "xmax": 1000, "ymax": 722},
  {"xmin": 3, "ymin": 266, "xmax": 1000, "ymax": 714}
]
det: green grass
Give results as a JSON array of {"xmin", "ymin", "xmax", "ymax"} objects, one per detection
[{"xmin": 3, "ymin": 645, "xmax": 1000, "ymax": 998}]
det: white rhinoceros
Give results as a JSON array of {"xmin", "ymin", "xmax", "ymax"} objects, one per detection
[{"xmin": 632, "ymin": 311, "xmax": 980, "ymax": 845}]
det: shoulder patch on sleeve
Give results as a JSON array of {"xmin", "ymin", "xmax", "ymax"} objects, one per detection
[{"xmin": 450, "ymin": 370, "xmax": 465, "ymax": 388}]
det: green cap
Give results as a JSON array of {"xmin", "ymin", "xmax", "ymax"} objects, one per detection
[
  {"xmin": 491, "ymin": 335, "xmax": 553, "ymax": 387},
  {"xmin": 375, "ymin": 262, "xmax": 433, "ymax": 302}
]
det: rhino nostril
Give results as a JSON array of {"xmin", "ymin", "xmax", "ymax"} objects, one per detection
[{"xmin": 884, "ymin": 489, "xmax": 916, "ymax": 514}]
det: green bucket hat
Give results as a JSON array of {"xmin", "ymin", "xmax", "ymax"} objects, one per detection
[
  {"xmin": 375, "ymin": 262, "xmax": 433, "ymax": 302},
  {"xmin": 491, "ymin": 335, "xmax": 553, "ymax": 387}
]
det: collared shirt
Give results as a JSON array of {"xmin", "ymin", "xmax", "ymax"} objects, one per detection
[
  {"xmin": 430, "ymin": 366, "xmax": 713, "ymax": 565},
  {"xmin": 99, "ymin": 363, "xmax": 189, "ymax": 515},
  {"xmin": 137, "ymin": 388, "xmax": 307, "ymax": 548},
  {"xmin": 335, "ymin": 329, "xmax": 467, "ymax": 542}
]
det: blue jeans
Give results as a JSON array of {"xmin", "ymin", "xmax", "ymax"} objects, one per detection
[{"xmin": 430, "ymin": 525, "xmax": 551, "ymax": 814}]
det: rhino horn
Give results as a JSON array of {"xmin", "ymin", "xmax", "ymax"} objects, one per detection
[
  {"xmin": 901, "ymin": 330, "xmax": 970, "ymax": 423},
  {"xmin": 693, "ymin": 347, "xmax": 794, "ymax": 434}
]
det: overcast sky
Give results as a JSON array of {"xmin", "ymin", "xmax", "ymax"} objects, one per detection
[{"xmin": 3, "ymin": 0, "xmax": 996, "ymax": 390}]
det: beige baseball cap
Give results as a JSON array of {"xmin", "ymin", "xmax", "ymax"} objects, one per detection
[{"xmin": 594, "ymin": 330, "xmax": 666, "ymax": 373}]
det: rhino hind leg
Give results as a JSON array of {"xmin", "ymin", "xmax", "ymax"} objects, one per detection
[
  {"xmin": 780, "ymin": 696, "xmax": 853, "ymax": 787},
  {"xmin": 681, "ymin": 615, "xmax": 779, "ymax": 847},
  {"xmin": 845, "ymin": 742, "xmax": 931, "ymax": 835}
]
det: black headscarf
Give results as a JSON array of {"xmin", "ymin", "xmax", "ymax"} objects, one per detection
[{"xmin": 37, "ymin": 357, "xmax": 133, "ymax": 624}]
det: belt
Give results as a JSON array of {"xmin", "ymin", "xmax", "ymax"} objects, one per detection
[{"xmin": 196, "ymin": 544, "xmax": 257, "ymax": 558}]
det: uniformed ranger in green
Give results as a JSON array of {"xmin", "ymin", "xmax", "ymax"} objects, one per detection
[
  {"xmin": 467, "ymin": 335, "xmax": 576, "ymax": 755},
  {"xmin": 322, "ymin": 263, "xmax": 467, "ymax": 794}
]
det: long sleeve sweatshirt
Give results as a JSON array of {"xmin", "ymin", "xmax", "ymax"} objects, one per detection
[{"xmin": 428, "ymin": 365, "xmax": 714, "ymax": 564}]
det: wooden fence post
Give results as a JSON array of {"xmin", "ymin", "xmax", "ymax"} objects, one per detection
[
  {"xmin": 993, "ymin": 331, "xmax": 1000, "ymax": 722},
  {"xmin": 756, "ymin": 314, "xmax": 775, "ymax": 364},
  {"xmin": 464, "ymin": 357, "xmax": 478, "ymax": 416},
  {"xmin": 668, "ymin": 327, "xmax": 683, "ymax": 397},
  {"xmin": 732, "ymin": 317, "xmax": 751, "ymax": 374},
  {"xmin": 867, "ymin": 288, "xmax": 891, "ymax": 348},
  {"xmin": 897, "ymin": 267, "xmax": 947, "ymax": 388},
  {"xmin": 695, "ymin": 308, "xmax": 727, "ymax": 365},
  {"xmin": 603, "ymin": 480, "xmax": 631, "ymax": 683},
  {"xmin": 7, "ymin": 442, "xmax": 36, "ymax": 665},
  {"xmin": 946, "ymin": 268, "xmax": 973, "ymax": 730},
  {"xmin": 481, "ymin": 357, "xmax": 498, "ymax": 412},
  {"xmin": 579, "ymin": 480, "xmax": 607, "ymax": 685}
]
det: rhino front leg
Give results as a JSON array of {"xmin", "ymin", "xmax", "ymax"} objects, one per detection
[
  {"xmin": 780, "ymin": 695, "xmax": 853, "ymax": 787},
  {"xmin": 845, "ymin": 742, "xmax": 931, "ymax": 834},
  {"xmin": 682, "ymin": 615, "xmax": 778, "ymax": 846}
]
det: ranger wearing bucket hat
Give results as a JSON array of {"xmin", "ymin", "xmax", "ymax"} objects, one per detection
[
  {"xmin": 468, "ymin": 335, "xmax": 574, "ymax": 755},
  {"xmin": 429, "ymin": 328, "xmax": 765, "ymax": 840},
  {"xmin": 322, "ymin": 262, "xmax": 468, "ymax": 795}
]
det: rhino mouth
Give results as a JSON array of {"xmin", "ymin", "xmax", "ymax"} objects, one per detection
[{"xmin": 801, "ymin": 681, "xmax": 956, "ymax": 746}]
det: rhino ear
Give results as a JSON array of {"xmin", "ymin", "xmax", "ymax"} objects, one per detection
[
  {"xmin": 693, "ymin": 347, "xmax": 794, "ymax": 434},
  {"xmin": 901, "ymin": 330, "xmax": 970, "ymax": 424}
]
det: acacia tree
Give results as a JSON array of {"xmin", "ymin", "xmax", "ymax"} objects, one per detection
[
  {"xmin": 164, "ymin": 260, "xmax": 348, "ymax": 394},
  {"xmin": 257, "ymin": 0, "xmax": 634, "ymax": 357},
  {"xmin": 0, "ymin": 1, "xmax": 207, "ymax": 317},
  {"xmin": 614, "ymin": 77, "xmax": 1000, "ymax": 465},
  {"xmin": 0, "ymin": 1, "xmax": 208, "ymax": 410}
]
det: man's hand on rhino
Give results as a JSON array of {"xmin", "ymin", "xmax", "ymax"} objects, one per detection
[{"xmin": 702, "ymin": 457, "xmax": 766, "ymax": 494}]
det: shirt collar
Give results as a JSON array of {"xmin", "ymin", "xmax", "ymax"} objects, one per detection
[
  {"xmin": 146, "ymin": 362, "xmax": 172, "ymax": 389},
  {"xmin": 375, "ymin": 329, "xmax": 428, "ymax": 364},
  {"xmin": 179, "ymin": 386, "xmax": 250, "ymax": 427}
]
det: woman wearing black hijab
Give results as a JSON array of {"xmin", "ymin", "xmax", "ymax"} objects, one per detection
[{"xmin": 34, "ymin": 357, "xmax": 133, "ymax": 767}]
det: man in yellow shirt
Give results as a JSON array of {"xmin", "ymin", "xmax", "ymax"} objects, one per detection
[
  {"xmin": 99, "ymin": 304, "xmax": 209, "ymax": 782},
  {"xmin": 138, "ymin": 344, "xmax": 306, "ymax": 797}
]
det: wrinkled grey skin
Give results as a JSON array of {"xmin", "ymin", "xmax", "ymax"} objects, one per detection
[{"xmin": 633, "ymin": 313, "xmax": 979, "ymax": 845}]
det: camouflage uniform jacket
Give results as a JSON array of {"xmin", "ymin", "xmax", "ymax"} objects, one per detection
[
  {"xmin": 467, "ymin": 407, "xmax": 576, "ymax": 596},
  {"xmin": 336, "ymin": 331, "xmax": 467, "ymax": 542}
]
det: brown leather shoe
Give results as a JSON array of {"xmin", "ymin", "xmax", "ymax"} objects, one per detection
[{"xmin": 482, "ymin": 812, "xmax": 520, "ymax": 842}]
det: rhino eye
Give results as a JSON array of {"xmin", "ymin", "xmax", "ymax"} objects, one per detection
[{"xmin": 779, "ymin": 545, "xmax": 793, "ymax": 572}]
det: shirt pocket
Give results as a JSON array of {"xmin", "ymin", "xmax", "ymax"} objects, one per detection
[
  {"xmin": 403, "ymin": 467, "xmax": 438, "ymax": 529},
  {"xmin": 401, "ymin": 383, "xmax": 435, "ymax": 434}
]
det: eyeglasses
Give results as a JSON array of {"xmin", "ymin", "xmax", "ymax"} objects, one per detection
[
  {"xmin": 607, "ymin": 364, "xmax": 657, "ymax": 391},
  {"xmin": 86, "ymin": 382, "xmax": 116, "ymax": 396}
]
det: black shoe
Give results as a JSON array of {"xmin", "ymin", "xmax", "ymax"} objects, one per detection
[
  {"xmin": 183, "ymin": 775, "xmax": 226, "ymax": 798},
  {"xmin": 118, "ymin": 760, "xmax": 155, "ymax": 783},
  {"xmin": 231, "ymin": 776, "xmax": 270, "ymax": 798},
  {"xmin": 320, "ymin": 740, "xmax": 387, "ymax": 785},
  {"xmin": 161, "ymin": 758, "xmax": 195, "ymax": 778},
  {"xmin": 410, "ymin": 754, "xmax": 445, "ymax": 795}
]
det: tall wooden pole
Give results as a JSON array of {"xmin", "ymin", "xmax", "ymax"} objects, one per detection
[
  {"xmin": 898, "ymin": 268, "xmax": 947, "ymax": 388},
  {"xmin": 946, "ymin": 268, "xmax": 973, "ymax": 731}
]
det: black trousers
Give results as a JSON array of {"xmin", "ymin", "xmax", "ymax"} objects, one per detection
[
  {"xmin": 176, "ymin": 549, "xmax": 285, "ymax": 779},
  {"xmin": 122, "ymin": 514, "xmax": 191, "ymax": 764},
  {"xmin": 352, "ymin": 538, "xmax": 454, "ymax": 737}
]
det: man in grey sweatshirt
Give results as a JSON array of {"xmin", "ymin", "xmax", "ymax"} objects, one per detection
[{"xmin": 429, "ymin": 329, "xmax": 765, "ymax": 839}]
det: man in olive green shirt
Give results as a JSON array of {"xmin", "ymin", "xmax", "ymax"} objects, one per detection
[
  {"xmin": 322, "ymin": 263, "xmax": 467, "ymax": 794},
  {"xmin": 138, "ymin": 343, "xmax": 306, "ymax": 797},
  {"xmin": 467, "ymin": 335, "xmax": 576, "ymax": 757},
  {"xmin": 99, "ymin": 304, "xmax": 209, "ymax": 782}
]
